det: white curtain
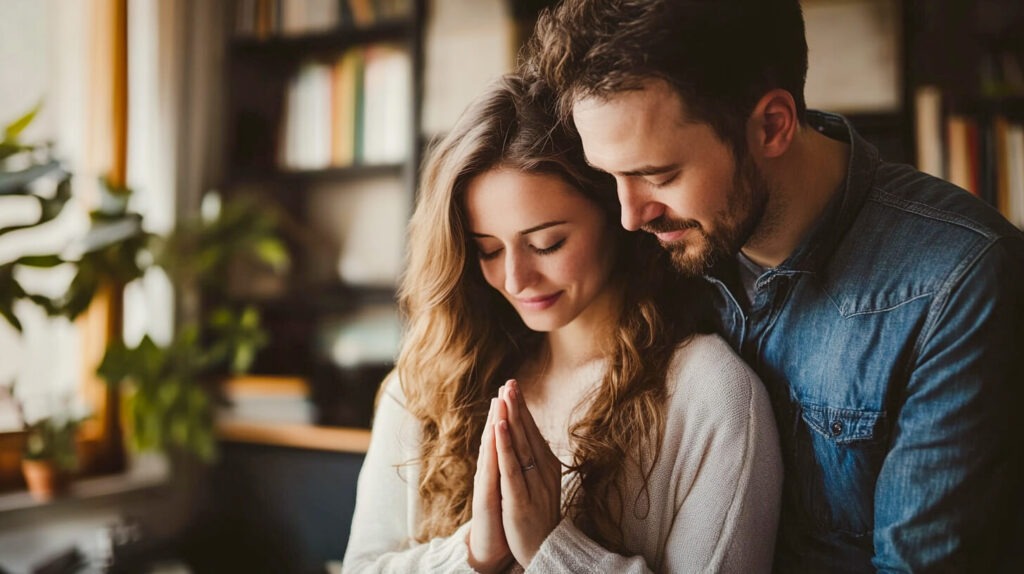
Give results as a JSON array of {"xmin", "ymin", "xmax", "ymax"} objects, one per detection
[{"xmin": 0, "ymin": 0, "xmax": 225, "ymax": 430}]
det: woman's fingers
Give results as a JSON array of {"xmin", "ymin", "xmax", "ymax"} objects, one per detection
[
  {"xmin": 467, "ymin": 398, "xmax": 512, "ymax": 573},
  {"xmin": 500, "ymin": 381, "xmax": 538, "ymax": 477},
  {"xmin": 494, "ymin": 417, "xmax": 529, "ymax": 500},
  {"xmin": 494, "ymin": 385, "xmax": 562, "ymax": 568},
  {"xmin": 507, "ymin": 380, "xmax": 560, "ymax": 473},
  {"xmin": 480, "ymin": 399, "xmax": 499, "ymax": 492}
]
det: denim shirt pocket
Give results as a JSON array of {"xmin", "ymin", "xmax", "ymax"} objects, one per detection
[{"xmin": 794, "ymin": 404, "xmax": 887, "ymax": 536}]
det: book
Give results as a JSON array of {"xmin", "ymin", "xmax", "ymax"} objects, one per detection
[
  {"xmin": 915, "ymin": 86, "xmax": 945, "ymax": 179},
  {"xmin": 942, "ymin": 114, "xmax": 974, "ymax": 194},
  {"xmin": 219, "ymin": 376, "xmax": 314, "ymax": 425},
  {"xmin": 331, "ymin": 49, "xmax": 362, "ymax": 167},
  {"xmin": 360, "ymin": 44, "xmax": 411, "ymax": 165},
  {"xmin": 1005, "ymin": 122, "xmax": 1024, "ymax": 228}
]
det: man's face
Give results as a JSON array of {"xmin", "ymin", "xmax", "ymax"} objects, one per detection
[{"xmin": 572, "ymin": 79, "xmax": 771, "ymax": 276}]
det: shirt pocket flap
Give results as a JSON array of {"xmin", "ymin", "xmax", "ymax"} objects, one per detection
[{"xmin": 800, "ymin": 404, "xmax": 885, "ymax": 445}]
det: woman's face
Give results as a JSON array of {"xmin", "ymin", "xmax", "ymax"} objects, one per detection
[{"xmin": 464, "ymin": 167, "xmax": 618, "ymax": 333}]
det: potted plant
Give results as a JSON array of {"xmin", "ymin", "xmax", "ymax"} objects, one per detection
[
  {"xmin": 0, "ymin": 382, "xmax": 85, "ymax": 501},
  {"xmin": 21, "ymin": 414, "xmax": 82, "ymax": 500},
  {"xmin": 1, "ymin": 104, "xmax": 289, "ymax": 471},
  {"xmin": 97, "ymin": 194, "xmax": 289, "ymax": 463}
]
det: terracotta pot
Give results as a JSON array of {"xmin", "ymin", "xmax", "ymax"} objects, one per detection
[{"xmin": 21, "ymin": 459, "xmax": 68, "ymax": 501}]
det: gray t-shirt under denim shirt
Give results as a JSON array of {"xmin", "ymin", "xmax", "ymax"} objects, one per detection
[{"xmin": 736, "ymin": 251, "xmax": 767, "ymax": 308}]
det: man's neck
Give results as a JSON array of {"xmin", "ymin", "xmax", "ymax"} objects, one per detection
[{"xmin": 742, "ymin": 124, "xmax": 850, "ymax": 268}]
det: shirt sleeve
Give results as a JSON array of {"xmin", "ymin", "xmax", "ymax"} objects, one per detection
[
  {"xmin": 872, "ymin": 237, "xmax": 1024, "ymax": 572},
  {"xmin": 341, "ymin": 378, "xmax": 479, "ymax": 574}
]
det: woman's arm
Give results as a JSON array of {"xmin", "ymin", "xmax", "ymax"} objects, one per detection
[{"xmin": 341, "ymin": 379, "xmax": 479, "ymax": 574}]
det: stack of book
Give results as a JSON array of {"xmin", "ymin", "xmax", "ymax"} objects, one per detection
[
  {"xmin": 278, "ymin": 44, "xmax": 411, "ymax": 170},
  {"xmin": 233, "ymin": 0, "xmax": 412, "ymax": 37},
  {"xmin": 219, "ymin": 376, "xmax": 314, "ymax": 425},
  {"xmin": 915, "ymin": 86, "xmax": 1024, "ymax": 229}
]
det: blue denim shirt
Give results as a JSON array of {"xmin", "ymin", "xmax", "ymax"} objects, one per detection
[{"xmin": 701, "ymin": 111, "xmax": 1024, "ymax": 572}]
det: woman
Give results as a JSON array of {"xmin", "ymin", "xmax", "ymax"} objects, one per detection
[{"xmin": 342, "ymin": 75, "xmax": 782, "ymax": 573}]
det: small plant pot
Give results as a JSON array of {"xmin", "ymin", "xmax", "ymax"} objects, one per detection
[{"xmin": 21, "ymin": 459, "xmax": 68, "ymax": 501}]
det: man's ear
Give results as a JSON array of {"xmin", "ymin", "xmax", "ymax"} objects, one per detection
[{"xmin": 748, "ymin": 89, "xmax": 798, "ymax": 159}]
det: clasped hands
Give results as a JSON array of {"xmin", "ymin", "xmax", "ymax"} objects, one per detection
[{"xmin": 467, "ymin": 379, "xmax": 562, "ymax": 573}]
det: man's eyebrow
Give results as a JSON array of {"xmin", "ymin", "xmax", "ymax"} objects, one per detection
[
  {"xmin": 583, "ymin": 158, "xmax": 680, "ymax": 178},
  {"xmin": 618, "ymin": 164, "xmax": 681, "ymax": 177},
  {"xmin": 471, "ymin": 220, "xmax": 567, "ymax": 238}
]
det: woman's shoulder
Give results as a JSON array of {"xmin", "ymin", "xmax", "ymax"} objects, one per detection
[
  {"xmin": 374, "ymin": 370, "xmax": 413, "ymax": 417},
  {"xmin": 663, "ymin": 333, "xmax": 768, "ymax": 424},
  {"xmin": 667, "ymin": 333, "xmax": 757, "ymax": 386}
]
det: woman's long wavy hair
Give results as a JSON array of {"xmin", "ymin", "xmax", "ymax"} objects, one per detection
[{"xmin": 397, "ymin": 74, "xmax": 697, "ymax": 550}]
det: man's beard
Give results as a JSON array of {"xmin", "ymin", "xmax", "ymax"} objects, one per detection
[{"xmin": 643, "ymin": 153, "xmax": 771, "ymax": 276}]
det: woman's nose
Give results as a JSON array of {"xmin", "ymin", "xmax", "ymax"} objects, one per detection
[{"xmin": 504, "ymin": 249, "xmax": 535, "ymax": 295}]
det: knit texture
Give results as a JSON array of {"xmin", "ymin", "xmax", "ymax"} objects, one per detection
[{"xmin": 342, "ymin": 334, "xmax": 782, "ymax": 573}]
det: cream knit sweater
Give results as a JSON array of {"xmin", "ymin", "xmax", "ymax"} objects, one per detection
[{"xmin": 342, "ymin": 334, "xmax": 782, "ymax": 573}]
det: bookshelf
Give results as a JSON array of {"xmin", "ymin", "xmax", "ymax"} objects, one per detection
[
  {"xmin": 905, "ymin": 0, "xmax": 1024, "ymax": 228},
  {"xmin": 218, "ymin": 0, "xmax": 424, "ymax": 428},
  {"xmin": 806, "ymin": 0, "xmax": 1024, "ymax": 226}
]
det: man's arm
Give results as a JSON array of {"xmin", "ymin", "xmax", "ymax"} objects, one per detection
[{"xmin": 873, "ymin": 236, "xmax": 1024, "ymax": 572}]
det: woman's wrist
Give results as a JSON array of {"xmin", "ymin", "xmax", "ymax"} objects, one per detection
[{"xmin": 465, "ymin": 529, "xmax": 513, "ymax": 574}]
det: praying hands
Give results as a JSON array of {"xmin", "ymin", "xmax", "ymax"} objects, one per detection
[{"xmin": 467, "ymin": 380, "xmax": 562, "ymax": 572}]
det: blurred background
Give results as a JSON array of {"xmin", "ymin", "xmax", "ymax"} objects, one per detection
[{"xmin": 0, "ymin": 0, "xmax": 1021, "ymax": 572}]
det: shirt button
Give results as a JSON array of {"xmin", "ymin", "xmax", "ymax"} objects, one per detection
[{"xmin": 831, "ymin": 421, "xmax": 843, "ymax": 436}]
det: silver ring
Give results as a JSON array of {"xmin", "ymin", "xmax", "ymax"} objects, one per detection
[{"xmin": 521, "ymin": 458, "xmax": 536, "ymax": 472}]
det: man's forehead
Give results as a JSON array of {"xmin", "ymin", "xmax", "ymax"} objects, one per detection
[{"xmin": 572, "ymin": 79, "xmax": 694, "ymax": 125}]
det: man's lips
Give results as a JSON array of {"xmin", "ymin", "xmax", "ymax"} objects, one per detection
[
  {"xmin": 652, "ymin": 227, "xmax": 692, "ymax": 243},
  {"xmin": 515, "ymin": 291, "xmax": 563, "ymax": 311}
]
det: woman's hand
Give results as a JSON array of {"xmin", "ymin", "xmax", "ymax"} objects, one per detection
[
  {"xmin": 494, "ymin": 379, "xmax": 562, "ymax": 567},
  {"xmin": 467, "ymin": 398, "xmax": 513, "ymax": 573}
]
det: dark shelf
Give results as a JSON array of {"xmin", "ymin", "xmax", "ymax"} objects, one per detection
[
  {"xmin": 230, "ymin": 20, "xmax": 413, "ymax": 58},
  {"xmin": 227, "ymin": 162, "xmax": 405, "ymax": 187},
  {"xmin": 949, "ymin": 94, "xmax": 1024, "ymax": 118},
  {"xmin": 219, "ymin": 1, "xmax": 424, "ymax": 379}
]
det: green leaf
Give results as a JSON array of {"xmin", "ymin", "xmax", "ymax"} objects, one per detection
[
  {"xmin": 158, "ymin": 381, "xmax": 182, "ymax": 408},
  {"xmin": 3, "ymin": 102, "xmax": 42, "ymax": 142},
  {"xmin": 16, "ymin": 254, "xmax": 65, "ymax": 268},
  {"xmin": 59, "ymin": 267, "xmax": 99, "ymax": 319},
  {"xmin": 253, "ymin": 237, "xmax": 290, "ymax": 271},
  {"xmin": 0, "ymin": 142, "xmax": 29, "ymax": 161},
  {"xmin": 97, "ymin": 341, "xmax": 132, "ymax": 386}
]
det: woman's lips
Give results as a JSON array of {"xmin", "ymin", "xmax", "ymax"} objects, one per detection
[{"xmin": 516, "ymin": 291, "xmax": 563, "ymax": 311}]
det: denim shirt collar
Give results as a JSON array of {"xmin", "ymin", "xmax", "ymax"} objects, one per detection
[{"xmin": 776, "ymin": 111, "xmax": 882, "ymax": 275}]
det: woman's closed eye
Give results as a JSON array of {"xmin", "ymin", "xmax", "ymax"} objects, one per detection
[
  {"xmin": 478, "ymin": 246, "xmax": 503, "ymax": 261},
  {"xmin": 533, "ymin": 238, "xmax": 566, "ymax": 255},
  {"xmin": 476, "ymin": 238, "xmax": 566, "ymax": 260}
]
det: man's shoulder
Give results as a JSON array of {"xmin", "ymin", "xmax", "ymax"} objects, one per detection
[
  {"xmin": 868, "ymin": 161, "xmax": 1022, "ymax": 243},
  {"xmin": 824, "ymin": 162, "xmax": 1024, "ymax": 313}
]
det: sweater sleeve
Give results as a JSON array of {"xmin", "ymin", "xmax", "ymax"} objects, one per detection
[
  {"xmin": 529, "ymin": 518, "xmax": 656, "ymax": 573},
  {"xmin": 341, "ymin": 379, "xmax": 478, "ymax": 574}
]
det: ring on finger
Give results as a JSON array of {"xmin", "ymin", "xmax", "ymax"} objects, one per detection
[{"xmin": 520, "ymin": 457, "xmax": 536, "ymax": 472}]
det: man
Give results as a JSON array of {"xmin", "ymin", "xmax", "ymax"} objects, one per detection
[{"xmin": 525, "ymin": 0, "xmax": 1024, "ymax": 572}]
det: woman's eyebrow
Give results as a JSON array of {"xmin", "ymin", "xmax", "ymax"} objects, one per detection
[{"xmin": 471, "ymin": 220, "xmax": 567, "ymax": 238}]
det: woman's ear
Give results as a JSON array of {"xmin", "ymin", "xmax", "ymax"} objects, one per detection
[{"xmin": 747, "ymin": 89, "xmax": 798, "ymax": 159}]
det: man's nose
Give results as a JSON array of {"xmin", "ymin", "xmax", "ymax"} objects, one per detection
[{"xmin": 617, "ymin": 178, "xmax": 663, "ymax": 231}]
